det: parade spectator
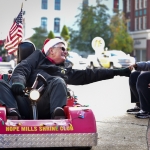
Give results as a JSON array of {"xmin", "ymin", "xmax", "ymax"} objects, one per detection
[{"xmin": 128, "ymin": 63, "xmax": 150, "ymax": 118}]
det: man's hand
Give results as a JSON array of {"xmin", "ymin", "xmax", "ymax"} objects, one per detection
[
  {"xmin": 129, "ymin": 64, "xmax": 137, "ymax": 71},
  {"xmin": 11, "ymin": 82, "xmax": 25, "ymax": 95},
  {"xmin": 148, "ymin": 83, "xmax": 150, "ymax": 89}
]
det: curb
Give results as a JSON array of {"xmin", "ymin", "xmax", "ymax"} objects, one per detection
[{"xmin": 147, "ymin": 119, "xmax": 150, "ymax": 149}]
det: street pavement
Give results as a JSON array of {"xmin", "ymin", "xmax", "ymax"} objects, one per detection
[
  {"xmin": 1, "ymin": 73, "xmax": 149, "ymax": 150},
  {"xmin": 68, "ymin": 76, "xmax": 149, "ymax": 150}
]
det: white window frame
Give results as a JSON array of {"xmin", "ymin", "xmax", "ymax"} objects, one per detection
[
  {"xmin": 126, "ymin": 20, "xmax": 130, "ymax": 31},
  {"xmin": 143, "ymin": 16, "xmax": 146, "ymax": 29},
  {"xmin": 139, "ymin": 17, "xmax": 142, "ymax": 30},
  {"xmin": 127, "ymin": 0, "xmax": 130, "ymax": 12},
  {"xmin": 135, "ymin": 18, "xmax": 138, "ymax": 30},
  {"xmin": 143, "ymin": 0, "xmax": 147, "ymax": 8},
  {"xmin": 139, "ymin": 0, "xmax": 142, "ymax": 9},
  {"xmin": 135, "ymin": 0, "xmax": 139, "ymax": 10}
]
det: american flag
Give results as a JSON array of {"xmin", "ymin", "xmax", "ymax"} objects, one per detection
[{"xmin": 4, "ymin": 8, "xmax": 23, "ymax": 54}]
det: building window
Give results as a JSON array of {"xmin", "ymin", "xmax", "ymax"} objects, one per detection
[
  {"xmin": 55, "ymin": 0, "xmax": 61, "ymax": 10},
  {"xmin": 135, "ymin": 0, "xmax": 139, "ymax": 10},
  {"xmin": 83, "ymin": 0, "xmax": 89, "ymax": 7},
  {"xmin": 113, "ymin": 0, "xmax": 119, "ymax": 10},
  {"xmin": 54, "ymin": 18, "xmax": 60, "ymax": 33},
  {"xmin": 136, "ymin": 49, "xmax": 146, "ymax": 61},
  {"xmin": 143, "ymin": 0, "xmax": 147, "ymax": 8},
  {"xmin": 135, "ymin": 18, "xmax": 138, "ymax": 30},
  {"xmin": 127, "ymin": 20, "xmax": 131, "ymax": 31},
  {"xmin": 139, "ymin": 10, "xmax": 143, "ymax": 16},
  {"xmin": 143, "ymin": 16, "xmax": 147, "ymax": 29},
  {"xmin": 127, "ymin": 0, "xmax": 131, "ymax": 12},
  {"xmin": 143, "ymin": 9, "xmax": 147, "ymax": 15},
  {"xmin": 135, "ymin": 10, "xmax": 138, "ymax": 17},
  {"xmin": 139, "ymin": 17, "xmax": 142, "ymax": 30},
  {"xmin": 41, "ymin": 0, "xmax": 47, "ymax": 9},
  {"xmin": 41, "ymin": 17, "xmax": 47, "ymax": 30}
]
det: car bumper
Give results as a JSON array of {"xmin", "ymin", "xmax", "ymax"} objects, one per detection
[
  {"xmin": 114, "ymin": 62, "xmax": 133, "ymax": 68},
  {"xmin": 0, "ymin": 133, "xmax": 97, "ymax": 148}
]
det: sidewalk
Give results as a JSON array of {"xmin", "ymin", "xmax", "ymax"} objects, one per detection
[
  {"xmin": 69, "ymin": 77, "xmax": 150, "ymax": 150},
  {"xmin": 147, "ymin": 119, "xmax": 150, "ymax": 150},
  {"xmin": 95, "ymin": 112, "xmax": 150, "ymax": 150}
]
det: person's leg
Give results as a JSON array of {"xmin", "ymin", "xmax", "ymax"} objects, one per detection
[
  {"xmin": 137, "ymin": 72, "xmax": 150, "ymax": 111},
  {"xmin": 135, "ymin": 72, "xmax": 150, "ymax": 118},
  {"xmin": 37, "ymin": 77, "xmax": 67, "ymax": 119},
  {"xmin": 15, "ymin": 96, "xmax": 32, "ymax": 119},
  {"xmin": 0, "ymin": 79, "xmax": 21, "ymax": 118},
  {"xmin": 127, "ymin": 71, "xmax": 141, "ymax": 113},
  {"xmin": 0, "ymin": 79, "xmax": 18, "ymax": 108}
]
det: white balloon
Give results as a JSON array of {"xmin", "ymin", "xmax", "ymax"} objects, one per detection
[{"xmin": 91, "ymin": 37, "xmax": 105, "ymax": 52}]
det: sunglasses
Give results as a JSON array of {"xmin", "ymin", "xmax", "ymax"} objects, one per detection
[{"xmin": 53, "ymin": 46, "xmax": 66, "ymax": 52}]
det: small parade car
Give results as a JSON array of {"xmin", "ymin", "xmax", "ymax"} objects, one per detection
[{"xmin": 0, "ymin": 42, "xmax": 97, "ymax": 149}]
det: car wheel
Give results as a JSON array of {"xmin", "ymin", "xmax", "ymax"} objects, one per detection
[{"xmin": 110, "ymin": 62, "xmax": 114, "ymax": 69}]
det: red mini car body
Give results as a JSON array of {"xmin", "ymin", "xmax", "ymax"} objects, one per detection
[{"xmin": 0, "ymin": 74, "xmax": 97, "ymax": 149}]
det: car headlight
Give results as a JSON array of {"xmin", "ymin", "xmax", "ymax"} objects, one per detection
[{"xmin": 29, "ymin": 89, "xmax": 40, "ymax": 101}]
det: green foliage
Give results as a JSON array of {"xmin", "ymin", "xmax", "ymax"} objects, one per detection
[
  {"xmin": 61, "ymin": 25, "xmax": 70, "ymax": 41},
  {"xmin": 61, "ymin": 25, "xmax": 70, "ymax": 51},
  {"xmin": 109, "ymin": 12, "xmax": 133, "ymax": 53},
  {"xmin": 69, "ymin": 2, "xmax": 111, "ymax": 53},
  {"xmin": 48, "ymin": 30, "xmax": 55, "ymax": 39},
  {"xmin": 30, "ymin": 27, "xmax": 47, "ymax": 50}
]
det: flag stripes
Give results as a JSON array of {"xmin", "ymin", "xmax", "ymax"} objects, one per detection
[{"xmin": 4, "ymin": 8, "xmax": 23, "ymax": 54}]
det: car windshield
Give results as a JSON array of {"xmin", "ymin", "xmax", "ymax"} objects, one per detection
[
  {"xmin": 68, "ymin": 52, "xmax": 81, "ymax": 59},
  {"xmin": 110, "ymin": 51, "xmax": 127, "ymax": 57}
]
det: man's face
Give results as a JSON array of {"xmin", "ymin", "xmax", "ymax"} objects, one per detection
[{"xmin": 49, "ymin": 43, "xmax": 68, "ymax": 64}]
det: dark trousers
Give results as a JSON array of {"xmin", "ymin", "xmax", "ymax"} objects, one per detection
[
  {"xmin": 0, "ymin": 77, "xmax": 67, "ymax": 119},
  {"xmin": 0, "ymin": 79, "xmax": 33, "ymax": 119},
  {"xmin": 129, "ymin": 71, "xmax": 150, "ymax": 112},
  {"xmin": 37, "ymin": 77, "xmax": 67, "ymax": 119}
]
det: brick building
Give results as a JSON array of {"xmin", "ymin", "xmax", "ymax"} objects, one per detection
[{"xmin": 122, "ymin": 0, "xmax": 149, "ymax": 61}]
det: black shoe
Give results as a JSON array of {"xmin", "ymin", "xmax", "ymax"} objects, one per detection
[
  {"xmin": 51, "ymin": 107, "xmax": 66, "ymax": 119},
  {"xmin": 126, "ymin": 106, "xmax": 140, "ymax": 115},
  {"xmin": 7, "ymin": 109, "xmax": 21, "ymax": 120},
  {"xmin": 135, "ymin": 110, "xmax": 150, "ymax": 119}
]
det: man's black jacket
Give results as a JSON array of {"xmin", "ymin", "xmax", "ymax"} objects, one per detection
[{"xmin": 10, "ymin": 50, "xmax": 115, "ymax": 88}]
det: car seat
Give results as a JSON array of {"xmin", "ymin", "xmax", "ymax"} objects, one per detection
[{"xmin": 17, "ymin": 40, "xmax": 36, "ymax": 64}]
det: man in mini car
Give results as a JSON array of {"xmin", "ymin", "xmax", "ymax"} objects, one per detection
[{"xmin": 0, "ymin": 38, "xmax": 132, "ymax": 119}]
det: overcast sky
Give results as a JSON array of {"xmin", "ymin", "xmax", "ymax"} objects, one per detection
[
  {"xmin": 0, "ymin": 0, "xmax": 122, "ymax": 40},
  {"xmin": 0, "ymin": 0, "xmax": 25, "ymax": 39}
]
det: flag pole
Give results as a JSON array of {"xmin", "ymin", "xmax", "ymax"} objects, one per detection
[{"xmin": 21, "ymin": 3, "xmax": 23, "ymax": 9}]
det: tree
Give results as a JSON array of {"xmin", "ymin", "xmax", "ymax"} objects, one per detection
[
  {"xmin": 61, "ymin": 25, "xmax": 70, "ymax": 41},
  {"xmin": 30, "ymin": 27, "xmax": 47, "ymax": 50},
  {"xmin": 109, "ymin": 12, "xmax": 133, "ymax": 54},
  {"xmin": 61, "ymin": 25, "xmax": 70, "ymax": 50},
  {"xmin": 69, "ymin": 0, "xmax": 111, "ymax": 53},
  {"xmin": 48, "ymin": 30, "xmax": 55, "ymax": 39}
]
